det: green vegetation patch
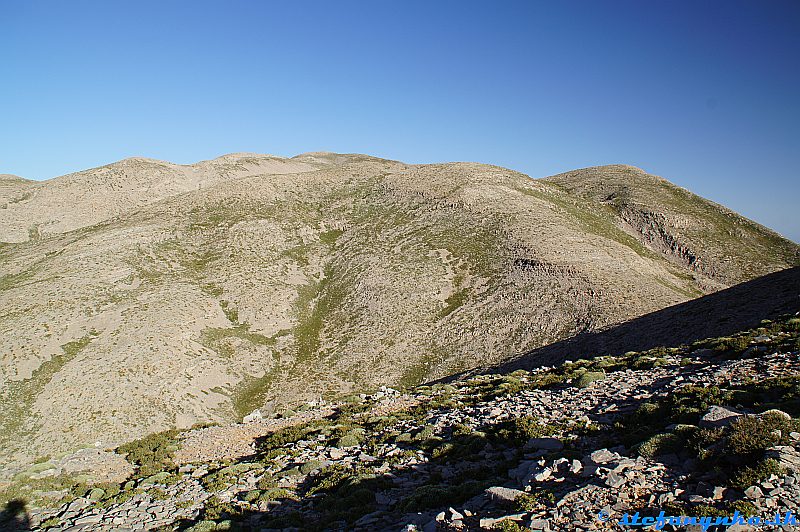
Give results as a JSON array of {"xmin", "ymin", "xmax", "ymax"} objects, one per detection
[
  {"xmin": 116, "ymin": 429, "xmax": 181, "ymax": 477},
  {"xmin": 615, "ymin": 374, "xmax": 800, "ymax": 490},
  {"xmin": 0, "ymin": 330, "xmax": 99, "ymax": 442},
  {"xmin": 199, "ymin": 324, "xmax": 275, "ymax": 359},
  {"xmin": 487, "ymin": 416, "xmax": 562, "ymax": 446},
  {"xmin": 289, "ymin": 263, "xmax": 354, "ymax": 370}
]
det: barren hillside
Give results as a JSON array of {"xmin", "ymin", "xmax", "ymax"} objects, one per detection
[{"xmin": 1, "ymin": 153, "xmax": 797, "ymax": 469}]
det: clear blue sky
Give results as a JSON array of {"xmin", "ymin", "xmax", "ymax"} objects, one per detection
[{"xmin": 2, "ymin": 1, "xmax": 798, "ymax": 241}]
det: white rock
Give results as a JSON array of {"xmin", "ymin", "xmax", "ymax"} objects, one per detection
[{"xmin": 243, "ymin": 409, "xmax": 263, "ymax": 423}]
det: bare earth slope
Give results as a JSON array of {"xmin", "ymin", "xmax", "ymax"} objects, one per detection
[
  {"xmin": 0, "ymin": 154, "xmax": 797, "ymax": 470},
  {"xmin": 545, "ymin": 164, "xmax": 797, "ymax": 290}
]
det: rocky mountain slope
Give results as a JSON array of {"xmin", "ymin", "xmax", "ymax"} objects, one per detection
[
  {"xmin": 2, "ymin": 312, "xmax": 799, "ymax": 531},
  {"xmin": 1, "ymin": 153, "xmax": 798, "ymax": 471}
]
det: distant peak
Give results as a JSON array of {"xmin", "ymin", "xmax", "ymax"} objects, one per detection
[
  {"xmin": 117, "ymin": 156, "xmax": 173, "ymax": 165},
  {"xmin": 0, "ymin": 173, "xmax": 31, "ymax": 182},
  {"xmin": 543, "ymin": 163, "xmax": 673, "ymax": 186},
  {"xmin": 210, "ymin": 152, "xmax": 283, "ymax": 161},
  {"xmin": 572, "ymin": 164, "xmax": 649, "ymax": 175}
]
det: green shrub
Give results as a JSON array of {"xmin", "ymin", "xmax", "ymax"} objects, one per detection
[
  {"xmin": 257, "ymin": 488, "xmax": 295, "ymax": 503},
  {"xmin": 255, "ymin": 473, "xmax": 276, "ymax": 490},
  {"xmin": 116, "ymin": 429, "xmax": 180, "ymax": 477},
  {"xmin": 258, "ymin": 420, "xmax": 323, "ymax": 452},
  {"xmin": 490, "ymin": 416, "xmax": 560, "ymax": 446},
  {"xmin": 730, "ymin": 458, "xmax": 785, "ymax": 489},
  {"xmin": 185, "ymin": 521, "xmax": 217, "ymax": 532},
  {"xmin": 201, "ymin": 495, "xmax": 239, "ymax": 521},
  {"xmin": 726, "ymin": 415, "xmax": 787, "ymax": 456},
  {"xmin": 692, "ymin": 504, "xmax": 727, "ymax": 517},
  {"xmin": 299, "ymin": 460, "xmax": 322, "ymax": 475},
  {"xmin": 395, "ymin": 432, "xmax": 413, "ymax": 443},
  {"xmin": 399, "ymin": 480, "xmax": 487, "ymax": 512},
  {"xmin": 711, "ymin": 336, "xmax": 751, "ymax": 356},
  {"xmin": 527, "ymin": 371, "xmax": 566, "ymax": 389},
  {"xmin": 637, "ymin": 433, "xmax": 682, "ymax": 458},
  {"xmin": 492, "ymin": 520, "xmax": 527, "ymax": 531},
  {"xmin": 514, "ymin": 490, "xmax": 556, "ymax": 511},
  {"xmin": 727, "ymin": 500, "xmax": 758, "ymax": 517},
  {"xmin": 201, "ymin": 470, "xmax": 236, "ymax": 492},
  {"xmin": 632, "ymin": 357, "xmax": 665, "ymax": 370},
  {"xmin": 575, "ymin": 371, "xmax": 605, "ymax": 388},
  {"xmin": 336, "ymin": 428, "xmax": 365, "ymax": 448},
  {"xmin": 40, "ymin": 517, "xmax": 61, "ymax": 529},
  {"xmin": 242, "ymin": 490, "xmax": 261, "ymax": 502},
  {"xmin": 414, "ymin": 427, "xmax": 434, "ymax": 441}
]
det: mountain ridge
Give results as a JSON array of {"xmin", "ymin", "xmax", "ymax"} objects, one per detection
[{"xmin": 0, "ymin": 153, "xmax": 797, "ymax": 471}]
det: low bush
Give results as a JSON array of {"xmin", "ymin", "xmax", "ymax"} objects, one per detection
[
  {"xmin": 488, "ymin": 416, "xmax": 560, "ymax": 446},
  {"xmin": 730, "ymin": 458, "xmax": 785, "ymax": 489},
  {"xmin": 575, "ymin": 371, "xmax": 605, "ymax": 388},
  {"xmin": 636, "ymin": 433, "xmax": 682, "ymax": 458},
  {"xmin": 514, "ymin": 490, "xmax": 556, "ymax": 511},
  {"xmin": 116, "ymin": 429, "xmax": 180, "ymax": 477}
]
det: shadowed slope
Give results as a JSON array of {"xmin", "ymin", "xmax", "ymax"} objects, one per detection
[{"xmin": 496, "ymin": 266, "xmax": 800, "ymax": 372}]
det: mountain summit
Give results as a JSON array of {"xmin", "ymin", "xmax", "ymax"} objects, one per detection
[{"xmin": 1, "ymin": 153, "xmax": 797, "ymax": 467}]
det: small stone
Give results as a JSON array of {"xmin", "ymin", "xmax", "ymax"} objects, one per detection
[
  {"xmin": 712, "ymin": 486, "xmax": 726, "ymax": 500},
  {"xmin": 589, "ymin": 449, "xmax": 615, "ymax": 464},
  {"xmin": 479, "ymin": 515, "xmax": 526, "ymax": 528},
  {"xmin": 422, "ymin": 519, "xmax": 437, "ymax": 532},
  {"xmin": 243, "ymin": 409, "xmax": 263, "ymax": 423},
  {"xmin": 329, "ymin": 448, "xmax": 346, "ymax": 460},
  {"xmin": 569, "ymin": 459, "xmax": 582, "ymax": 474},
  {"xmin": 508, "ymin": 460, "xmax": 537, "ymax": 483},
  {"xmin": 550, "ymin": 456, "xmax": 567, "ymax": 469},
  {"xmin": 766, "ymin": 446, "xmax": 800, "ymax": 473},
  {"xmin": 529, "ymin": 517, "xmax": 551, "ymax": 531},
  {"xmin": 534, "ymin": 467, "xmax": 553, "ymax": 482},
  {"xmin": 435, "ymin": 511, "xmax": 446, "ymax": 522},
  {"xmin": 700, "ymin": 406, "xmax": 743, "ymax": 428},
  {"xmin": 374, "ymin": 491, "xmax": 395, "ymax": 506},
  {"xmin": 87, "ymin": 488, "xmax": 105, "ymax": 500},
  {"xmin": 744, "ymin": 486, "xmax": 763, "ymax": 499},
  {"xmin": 605, "ymin": 471, "xmax": 625, "ymax": 488},
  {"xmin": 485, "ymin": 486, "xmax": 525, "ymax": 505}
]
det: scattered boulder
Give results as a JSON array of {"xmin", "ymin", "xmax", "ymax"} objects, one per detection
[
  {"xmin": 485, "ymin": 486, "xmax": 525, "ymax": 505},
  {"xmin": 243, "ymin": 409, "xmax": 263, "ymax": 423},
  {"xmin": 766, "ymin": 446, "xmax": 800, "ymax": 472},
  {"xmin": 699, "ymin": 405, "xmax": 743, "ymax": 428},
  {"xmin": 605, "ymin": 471, "xmax": 625, "ymax": 488},
  {"xmin": 589, "ymin": 449, "xmax": 616, "ymax": 465}
]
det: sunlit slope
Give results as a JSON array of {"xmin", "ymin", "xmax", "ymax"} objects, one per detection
[
  {"xmin": 545, "ymin": 164, "xmax": 800, "ymax": 289},
  {"xmin": 0, "ymin": 154, "xmax": 797, "ymax": 467}
]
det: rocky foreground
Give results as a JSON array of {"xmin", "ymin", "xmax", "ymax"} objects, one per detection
[{"xmin": 2, "ymin": 314, "xmax": 800, "ymax": 531}]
